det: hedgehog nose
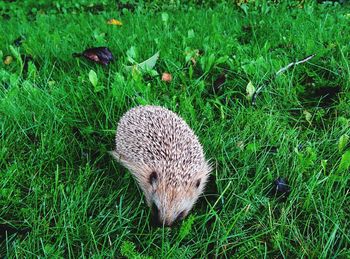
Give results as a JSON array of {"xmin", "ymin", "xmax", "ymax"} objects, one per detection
[
  {"xmin": 151, "ymin": 216, "xmax": 162, "ymax": 227},
  {"xmin": 150, "ymin": 202, "xmax": 162, "ymax": 227},
  {"xmin": 150, "ymin": 203, "xmax": 173, "ymax": 227}
]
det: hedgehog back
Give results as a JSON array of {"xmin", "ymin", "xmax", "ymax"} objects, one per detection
[{"xmin": 115, "ymin": 105, "xmax": 205, "ymax": 183}]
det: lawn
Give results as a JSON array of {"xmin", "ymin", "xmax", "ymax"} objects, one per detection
[{"xmin": 1, "ymin": 0, "xmax": 350, "ymax": 257}]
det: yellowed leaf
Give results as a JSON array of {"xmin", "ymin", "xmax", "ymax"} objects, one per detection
[
  {"xmin": 303, "ymin": 110, "xmax": 312, "ymax": 125},
  {"xmin": 107, "ymin": 19, "xmax": 122, "ymax": 26},
  {"xmin": 4, "ymin": 55, "xmax": 13, "ymax": 65}
]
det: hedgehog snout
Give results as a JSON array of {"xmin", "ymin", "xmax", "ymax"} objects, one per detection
[
  {"xmin": 150, "ymin": 202, "xmax": 173, "ymax": 227},
  {"xmin": 150, "ymin": 200, "xmax": 184, "ymax": 227},
  {"xmin": 150, "ymin": 202, "xmax": 162, "ymax": 227}
]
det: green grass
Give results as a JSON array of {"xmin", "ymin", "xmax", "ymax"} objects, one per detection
[{"xmin": 1, "ymin": 1, "xmax": 350, "ymax": 257}]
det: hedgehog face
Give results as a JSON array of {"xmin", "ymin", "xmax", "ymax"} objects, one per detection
[
  {"xmin": 146, "ymin": 166, "xmax": 210, "ymax": 227},
  {"xmin": 110, "ymin": 150, "xmax": 211, "ymax": 227}
]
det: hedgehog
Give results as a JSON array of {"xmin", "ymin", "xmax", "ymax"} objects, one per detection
[{"xmin": 110, "ymin": 105, "xmax": 211, "ymax": 226}]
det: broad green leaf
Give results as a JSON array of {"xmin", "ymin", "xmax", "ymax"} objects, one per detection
[
  {"xmin": 88, "ymin": 69, "xmax": 98, "ymax": 87},
  {"xmin": 216, "ymin": 55, "xmax": 229, "ymax": 64},
  {"xmin": 246, "ymin": 81, "xmax": 255, "ymax": 100},
  {"xmin": 161, "ymin": 12, "xmax": 169, "ymax": 23},
  {"xmin": 246, "ymin": 142, "xmax": 258, "ymax": 153},
  {"xmin": 126, "ymin": 46, "xmax": 137, "ymax": 59},
  {"xmin": 338, "ymin": 134, "xmax": 349, "ymax": 153},
  {"xmin": 188, "ymin": 29, "xmax": 195, "ymax": 38},
  {"xmin": 137, "ymin": 52, "xmax": 159, "ymax": 71},
  {"xmin": 239, "ymin": 3, "xmax": 249, "ymax": 15},
  {"xmin": 206, "ymin": 54, "xmax": 216, "ymax": 73},
  {"xmin": 149, "ymin": 69, "xmax": 159, "ymax": 77},
  {"xmin": 337, "ymin": 150, "xmax": 350, "ymax": 173},
  {"xmin": 9, "ymin": 45, "xmax": 20, "ymax": 60},
  {"xmin": 337, "ymin": 117, "xmax": 349, "ymax": 129},
  {"xmin": 125, "ymin": 51, "xmax": 160, "ymax": 73},
  {"xmin": 303, "ymin": 110, "xmax": 312, "ymax": 125},
  {"xmin": 27, "ymin": 61, "xmax": 37, "ymax": 80}
]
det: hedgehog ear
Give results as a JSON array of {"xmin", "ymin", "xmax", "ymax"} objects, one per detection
[
  {"xmin": 195, "ymin": 179, "xmax": 201, "ymax": 188},
  {"xmin": 149, "ymin": 171, "xmax": 158, "ymax": 185},
  {"xmin": 108, "ymin": 151, "xmax": 120, "ymax": 161}
]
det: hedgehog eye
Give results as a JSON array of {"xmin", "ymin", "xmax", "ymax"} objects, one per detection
[
  {"xmin": 195, "ymin": 179, "xmax": 201, "ymax": 188},
  {"xmin": 149, "ymin": 171, "xmax": 158, "ymax": 185}
]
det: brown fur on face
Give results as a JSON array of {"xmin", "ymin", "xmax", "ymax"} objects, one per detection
[{"xmin": 111, "ymin": 105, "xmax": 211, "ymax": 226}]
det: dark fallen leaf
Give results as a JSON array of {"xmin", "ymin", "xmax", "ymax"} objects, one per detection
[
  {"xmin": 301, "ymin": 74, "xmax": 314, "ymax": 86},
  {"xmin": 2, "ymin": 82, "xmax": 10, "ymax": 89},
  {"xmin": 116, "ymin": 1, "xmax": 136, "ymax": 11},
  {"xmin": 13, "ymin": 35, "xmax": 26, "ymax": 47},
  {"xmin": 73, "ymin": 47, "xmax": 114, "ymax": 66},
  {"xmin": 213, "ymin": 73, "xmax": 227, "ymax": 94},
  {"xmin": 21, "ymin": 54, "xmax": 34, "ymax": 75},
  {"xmin": 2, "ymin": 13, "xmax": 11, "ymax": 20},
  {"xmin": 269, "ymin": 177, "xmax": 291, "ymax": 201},
  {"xmin": 72, "ymin": 126, "xmax": 83, "ymax": 141},
  {"xmin": 262, "ymin": 145, "xmax": 278, "ymax": 154},
  {"xmin": 298, "ymin": 144, "xmax": 303, "ymax": 151},
  {"xmin": 308, "ymin": 86, "xmax": 341, "ymax": 107},
  {"xmin": 242, "ymin": 25, "xmax": 252, "ymax": 33}
]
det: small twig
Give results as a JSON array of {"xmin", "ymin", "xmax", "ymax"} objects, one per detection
[
  {"xmin": 276, "ymin": 54, "xmax": 316, "ymax": 75},
  {"xmin": 252, "ymin": 54, "xmax": 316, "ymax": 105}
]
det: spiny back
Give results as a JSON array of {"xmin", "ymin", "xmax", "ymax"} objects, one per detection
[{"xmin": 115, "ymin": 105, "xmax": 205, "ymax": 187}]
